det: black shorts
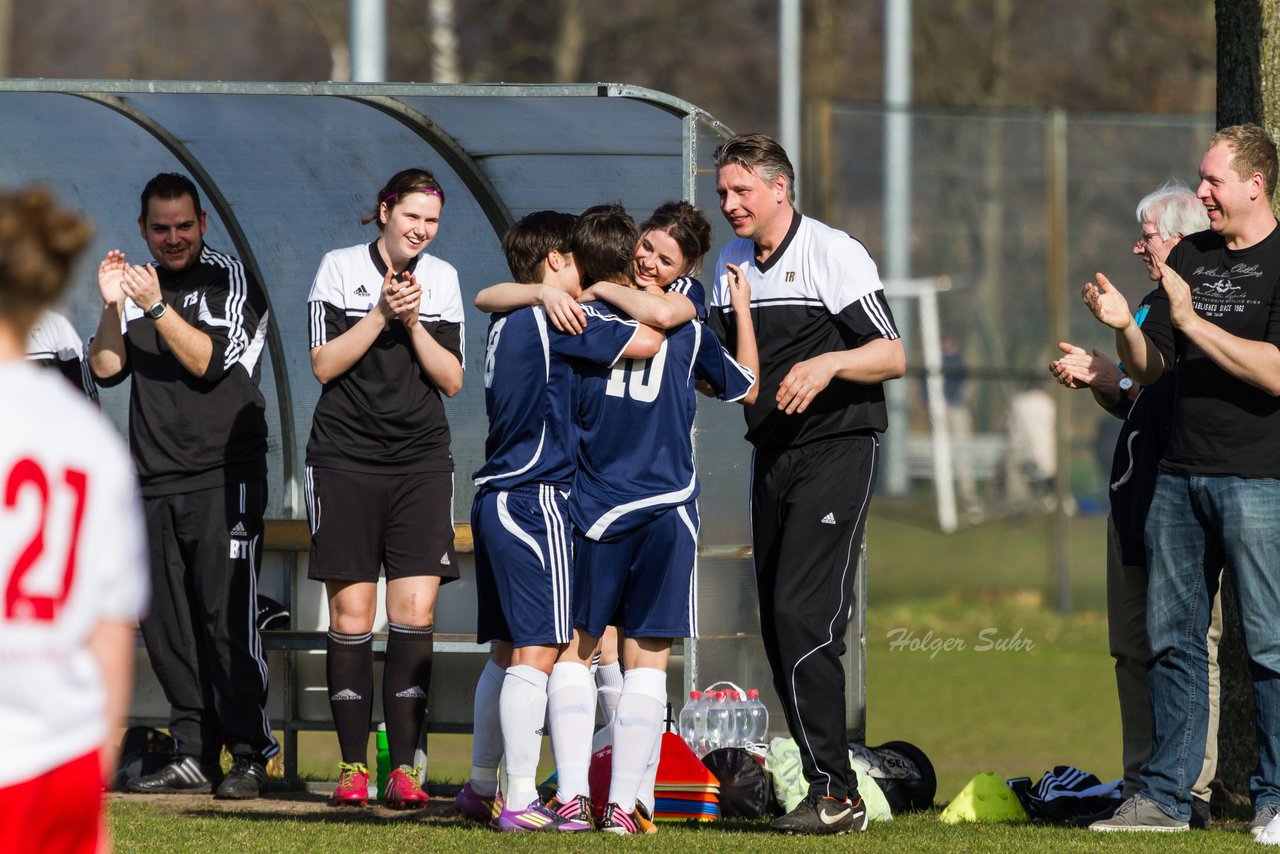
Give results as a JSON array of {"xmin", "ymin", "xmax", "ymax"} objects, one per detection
[{"xmin": 305, "ymin": 466, "xmax": 460, "ymax": 583}]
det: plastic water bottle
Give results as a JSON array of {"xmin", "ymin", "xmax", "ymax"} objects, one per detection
[
  {"xmin": 375, "ymin": 723, "xmax": 390, "ymax": 796},
  {"xmin": 678, "ymin": 690, "xmax": 704, "ymax": 753},
  {"xmin": 705, "ymin": 690, "xmax": 736, "ymax": 753},
  {"xmin": 730, "ymin": 690, "xmax": 752, "ymax": 746},
  {"xmin": 720, "ymin": 690, "xmax": 740, "ymax": 749},
  {"xmin": 702, "ymin": 692, "xmax": 724, "ymax": 754},
  {"xmin": 745, "ymin": 689, "xmax": 769, "ymax": 745}
]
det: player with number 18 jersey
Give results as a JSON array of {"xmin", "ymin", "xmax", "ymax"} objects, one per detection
[{"xmin": 472, "ymin": 301, "xmax": 643, "ymax": 647}]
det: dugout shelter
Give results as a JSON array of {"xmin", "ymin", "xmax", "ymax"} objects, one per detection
[{"xmin": 0, "ymin": 80, "xmax": 868, "ymax": 775}]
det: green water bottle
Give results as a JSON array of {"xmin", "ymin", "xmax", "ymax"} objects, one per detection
[{"xmin": 375, "ymin": 723, "xmax": 390, "ymax": 796}]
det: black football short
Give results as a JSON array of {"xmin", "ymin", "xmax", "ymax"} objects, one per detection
[{"xmin": 305, "ymin": 466, "xmax": 460, "ymax": 583}]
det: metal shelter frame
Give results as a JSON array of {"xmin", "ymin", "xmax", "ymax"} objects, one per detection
[{"xmin": 0, "ymin": 81, "xmax": 867, "ymax": 754}]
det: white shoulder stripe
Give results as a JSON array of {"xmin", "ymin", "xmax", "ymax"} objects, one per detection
[
  {"xmin": 858, "ymin": 293, "xmax": 899, "ymax": 339},
  {"xmin": 685, "ymin": 323, "xmax": 702, "ymax": 385},
  {"xmin": 534, "ymin": 307, "xmax": 551, "ymax": 382},
  {"xmin": 202, "ymin": 247, "xmax": 252, "ymax": 371},
  {"xmin": 309, "ymin": 301, "xmax": 327, "ymax": 348}
]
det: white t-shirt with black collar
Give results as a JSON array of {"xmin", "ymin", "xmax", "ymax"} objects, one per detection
[
  {"xmin": 306, "ymin": 242, "xmax": 465, "ymax": 473},
  {"xmin": 709, "ymin": 212, "xmax": 899, "ymax": 449}
]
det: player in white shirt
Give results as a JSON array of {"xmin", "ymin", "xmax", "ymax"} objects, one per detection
[
  {"xmin": 305, "ymin": 168, "xmax": 465, "ymax": 809},
  {"xmin": 25, "ymin": 309, "xmax": 97, "ymax": 400},
  {"xmin": 0, "ymin": 187, "xmax": 148, "ymax": 853}
]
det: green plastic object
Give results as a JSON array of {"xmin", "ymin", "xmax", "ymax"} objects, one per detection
[
  {"xmin": 375, "ymin": 723, "xmax": 390, "ymax": 796},
  {"xmin": 939, "ymin": 772, "xmax": 1029, "ymax": 824}
]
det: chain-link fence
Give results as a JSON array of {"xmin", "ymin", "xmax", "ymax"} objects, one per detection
[{"xmin": 808, "ymin": 103, "xmax": 1214, "ymax": 525}]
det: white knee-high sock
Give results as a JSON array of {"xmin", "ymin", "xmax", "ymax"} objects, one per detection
[
  {"xmin": 547, "ymin": 662, "xmax": 596, "ymax": 801},
  {"xmin": 595, "ymin": 660, "xmax": 624, "ymax": 725},
  {"xmin": 468, "ymin": 658, "xmax": 505, "ymax": 797},
  {"xmin": 637, "ymin": 725, "xmax": 663, "ymax": 814},
  {"xmin": 501, "ymin": 665, "xmax": 550, "ymax": 808},
  {"xmin": 607, "ymin": 667, "xmax": 666, "ymax": 810}
]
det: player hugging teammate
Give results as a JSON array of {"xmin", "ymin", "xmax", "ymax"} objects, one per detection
[{"xmin": 464, "ymin": 202, "xmax": 757, "ymax": 833}]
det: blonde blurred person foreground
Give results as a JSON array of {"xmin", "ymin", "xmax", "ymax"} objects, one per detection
[{"xmin": 0, "ymin": 186, "xmax": 149, "ymax": 853}]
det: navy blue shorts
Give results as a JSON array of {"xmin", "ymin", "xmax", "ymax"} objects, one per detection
[
  {"xmin": 573, "ymin": 502, "xmax": 699, "ymax": 640},
  {"xmin": 472, "ymin": 484, "xmax": 575, "ymax": 647}
]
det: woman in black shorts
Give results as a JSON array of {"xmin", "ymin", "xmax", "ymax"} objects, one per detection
[{"xmin": 304, "ymin": 168, "xmax": 465, "ymax": 808}]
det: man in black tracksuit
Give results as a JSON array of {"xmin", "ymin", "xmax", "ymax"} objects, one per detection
[
  {"xmin": 90, "ymin": 173, "xmax": 277, "ymax": 799},
  {"xmin": 709, "ymin": 134, "xmax": 905, "ymax": 835}
]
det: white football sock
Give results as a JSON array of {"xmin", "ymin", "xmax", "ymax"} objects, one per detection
[
  {"xmin": 595, "ymin": 660, "xmax": 623, "ymax": 725},
  {"xmin": 607, "ymin": 667, "xmax": 666, "ymax": 810},
  {"xmin": 547, "ymin": 662, "xmax": 596, "ymax": 801},
  {"xmin": 500, "ymin": 665, "xmax": 549, "ymax": 808},
  {"xmin": 637, "ymin": 725, "xmax": 662, "ymax": 814},
  {"xmin": 467, "ymin": 658, "xmax": 505, "ymax": 797}
]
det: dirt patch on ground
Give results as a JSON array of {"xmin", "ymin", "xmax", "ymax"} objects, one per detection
[{"xmin": 108, "ymin": 790, "xmax": 470, "ymax": 824}]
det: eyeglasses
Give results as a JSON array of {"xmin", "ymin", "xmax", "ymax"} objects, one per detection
[{"xmin": 1135, "ymin": 231, "xmax": 1162, "ymax": 248}]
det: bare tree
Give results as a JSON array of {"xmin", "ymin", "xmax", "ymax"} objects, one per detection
[
  {"xmin": 297, "ymin": 0, "xmax": 351, "ymax": 81},
  {"xmin": 551, "ymin": 0, "xmax": 585, "ymax": 82},
  {"xmin": 0, "ymin": 0, "xmax": 12, "ymax": 77},
  {"xmin": 1208, "ymin": 0, "xmax": 1280, "ymax": 804},
  {"xmin": 428, "ymin": 0, "xmax": 460, "ymax": 83}
]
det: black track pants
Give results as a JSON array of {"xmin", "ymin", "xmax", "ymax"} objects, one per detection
[{"xmin": 751, "ymin": 435, "xmax": 878, "ymax": 802}]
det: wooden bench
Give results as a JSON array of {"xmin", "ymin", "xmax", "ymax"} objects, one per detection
[{"xmin": 130, "ymin": 519, "xmax": 486, "ymax": 783}]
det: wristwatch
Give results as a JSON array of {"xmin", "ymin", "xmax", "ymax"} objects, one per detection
[
  {"xmin": 1117, "ymin": 376, "xmax": 1134, "ymax": 393},
  {"xmin": 146, "ymin": 301, "xmax": 168, "ymax": 320}
]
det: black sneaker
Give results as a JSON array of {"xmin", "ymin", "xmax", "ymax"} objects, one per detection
[
  {"xmin": 771, "ymin": 794, "xmax": 868, "ymax": 835},
  {"xmin": 125, "ymin": 756, "xmax": 215, "ymax": 794},
  {"xmin": 1189, "ymin": 796, "xmax": 1211, "ymax": 830},
  {"xmin": 214, "ymin": 757, "xmax": 268, "ymax": 800}
]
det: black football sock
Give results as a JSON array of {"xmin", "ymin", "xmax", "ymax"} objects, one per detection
[
  {"xmin": 383, "ymin": 622, "xmax": 434, "ymax": 769},
  {"xmin": 326, "ymin": 629, "xmax": 374, "ymax": 764}
]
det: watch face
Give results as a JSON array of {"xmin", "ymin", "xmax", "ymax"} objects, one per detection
[{"xmin": 1118, "ymin": 377, "xmax": 1133, "ymax": 391}]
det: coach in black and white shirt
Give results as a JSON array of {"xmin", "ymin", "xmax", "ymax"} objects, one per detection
[
  {"xmin": 709, "ymin": 133, "xmax": 905, "ymax": 836},
  {"xmin": 89, "ymin": 173, "xmax": 277, "ymax": 799}
]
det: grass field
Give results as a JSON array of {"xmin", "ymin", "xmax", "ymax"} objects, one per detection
[
  {"xmin": 109, "ymin": 798, "xmax": 1266, "ymax": 853},
  {"xmin": 112, "ymin": 507, "xmax": 1246, "ymax": 850}
]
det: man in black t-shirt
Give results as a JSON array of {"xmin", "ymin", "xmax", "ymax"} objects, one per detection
[
  {"xmin": 89, "ymin": 173, "xmax": 277, "ymax": 800},
  {"xmin": 1083, "ymin": 126, "xmax": 1280, "ymax": 836},
  {"xmin": 1051, "ymin": 181, "xmax": 1219, "ymax": 828}
]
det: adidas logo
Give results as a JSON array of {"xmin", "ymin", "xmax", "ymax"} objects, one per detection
[
  {"xmin": 535, "ymin": 726, "xmax": 547, "ymax": 737},
  {"xmin": 230, "ymin": 521, "xmax": 248, "ymax": 537},
  {"xmin": 395, "ymin": 685, "xmax": 428, "ymax": 699},
  {"xmin": 331, "ymin": 688, "xmax": 362, "ymax": 701},
  {"xmin": 440, "ymin": 553, "xmax": 451, "ymax": 566},
  {"xmin": 354, "ymin": 284, "xmax": 371, "ymax": 297},
  {"xmin": 820, "ymin": 512, "xmax": 836, "ymax": 525}
]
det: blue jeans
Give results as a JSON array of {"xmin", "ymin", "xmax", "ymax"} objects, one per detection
[{"xmin": 1141, "ymin": 472, "xmax": 1280, "ymax": 819}]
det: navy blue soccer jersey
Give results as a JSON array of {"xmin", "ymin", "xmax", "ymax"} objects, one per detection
[
  {"xmin": 666, "ymin": 276, "xmax": 707, "ymax": 321},
  {"xmin": 571, "ymin": 305, "xmax": 755, "ymax": 541},
  {"xmin": 472, "ymin": 302, "xmax": 640, "ymax": 490}
]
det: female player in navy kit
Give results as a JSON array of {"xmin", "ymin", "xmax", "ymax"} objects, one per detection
[
  {"xmin": 554, "ymin": 206, "xmax": 758, "ymax": 834},
  {"xmin": 564, "ymin": 201, "xmax": 717, "ymax": 828},
  {"xmin": 481, "ymin": 200, "xmax": 712, "ymax": 339},
  {"xmin": 472, "ymin": 201, "xmax": 725, "ymax": 831},
  {"xmin": 304, "ymin": 168, "xmax": 465, "ymax": 808}
]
